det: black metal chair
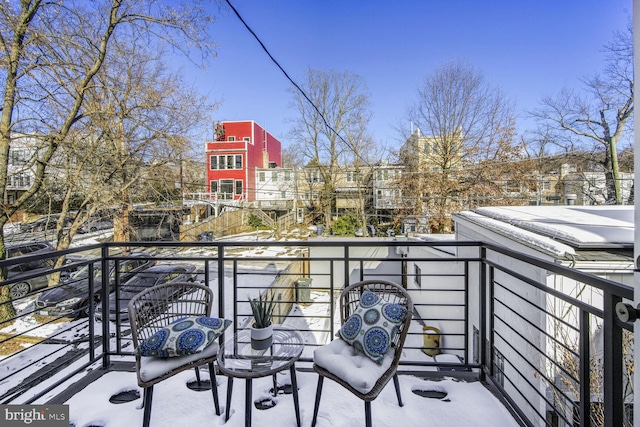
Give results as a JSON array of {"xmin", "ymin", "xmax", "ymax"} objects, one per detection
[
  {"xmin": 128, "ymin": 282, "xmax": 223, "ymax": 427},
  {"xmin": 311, "ymin": 280, "xmax": 413, "ymax": 427}
]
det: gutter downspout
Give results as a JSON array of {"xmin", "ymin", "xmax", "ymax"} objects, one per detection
[{"xmin": 633, "ymin": 2, "xmax": 639, "ymax": 425}]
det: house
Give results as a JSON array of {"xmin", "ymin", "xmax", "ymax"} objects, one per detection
[
  {"xmin": 205, "ymin": 121, "xmax": 282, "ymax": 203},
  {"xmin": 452, "ymin": 205, "xmax": 634, "ymax": 423},
  {"xmin": 5, "ymin": 135, "xmax": 37, "ymax": 207},
  {"xmin": 254, "ymin": 166, "xmax": 296, "ymax": 211}
]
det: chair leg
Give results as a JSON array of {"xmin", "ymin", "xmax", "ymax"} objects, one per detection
[
  {"xmin": 393, "ymin": 373, "xmax": 403, "ymax": 407},
  {"xmin": 142, "ymin": 386, "xmax": 153, "ymax": 427},
  {"xmin": 208, "ymin": 362, "xmax": 221, "ymax": 415},
  {"xmin": 311, "ymin": 375, "xmax": 324, "ymax": 427},
  {"xmin": 365, "ymin": 401, "xmax": 372, "ymax": 427},
  {"xmin": 194, "ymin": 366, "xmax": 202, "ymax": 384}
]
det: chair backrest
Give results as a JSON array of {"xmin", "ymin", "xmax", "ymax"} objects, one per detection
[
  {"xmin": 340, "ymin": 280, "xmax": 413, "ymax": 359},
  {"xmin": 128, "ymin": 282, "xmax": 214, "ymax": 349}
]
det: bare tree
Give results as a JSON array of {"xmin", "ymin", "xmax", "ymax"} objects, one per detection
[
  {"xmin": 400, "ymin": 61, "xmax": 517, "ymax": 233},
  {"xmin": 288, "ymin": 69, "xmax": 374, "ymax": 230},
  {"xmin": 48, "ymin": 43, "xmax": 212, "ymax": 257},
  {"xmin": 0, "ymin": 0, "xmax": 216, "ymax": 321},
  {"xmin": 530, "ymin": 24, "xmax": 633, "ymax": 204}
]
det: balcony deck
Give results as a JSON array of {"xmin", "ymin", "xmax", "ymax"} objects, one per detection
[{"xmin": 0, "ymin": 238, "xmax": 633, "ymax": 426}]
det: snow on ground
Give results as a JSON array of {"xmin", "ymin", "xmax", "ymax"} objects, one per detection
[
  {"xmin": 63, "ymin": 369, "xmax": 518, "ymax": 427},
  {"xmin": 61, "ymin": 294, "xmax": 517, "ymax": 427}
]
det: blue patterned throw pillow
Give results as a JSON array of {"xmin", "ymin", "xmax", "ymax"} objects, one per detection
[
  {"xmin": 140, "ymin": 316, "xmax": 232, "ymax": 358},
  {"xmin": 338, "ymin": 290, "xmax": 407, "ymax": 364}
]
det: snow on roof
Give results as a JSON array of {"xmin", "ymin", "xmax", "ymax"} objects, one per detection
[
  {"xmin": 455, "ymin": 210, "xmax": 577, "ymax": 257},
  {"xmin": 455, "ymin": 205, "xmax": 633, "ymax": 254}
]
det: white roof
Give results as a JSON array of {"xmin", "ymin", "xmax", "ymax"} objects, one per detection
[{"xmin": 454, "ymin": 205, "xmax": 633, "ymax": 253}]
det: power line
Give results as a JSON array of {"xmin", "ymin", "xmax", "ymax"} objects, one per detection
[{"xmin": 224, "ymin": 0, "xmax": 349, "ymax": 147}]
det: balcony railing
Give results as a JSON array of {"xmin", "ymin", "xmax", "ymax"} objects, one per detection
[{"xmin": 0, "ymin": 239, "xmax": 633, "ymax": 427}]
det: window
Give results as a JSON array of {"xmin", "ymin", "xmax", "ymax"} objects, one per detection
[
  {"xmin": 8, "ymin": 172, "xmax": 31, "ymax": 188},
  {"xmin": 227, "ymin": 136, "xmax": 235, "ymax": 141},
  {"xmin": 284, "ymin": 170, "xmax": 291, "ymax": 181},
  {"xmin": 258, "ymin": 172, "xmax": 266, "ymax": 182},
  {"xmin": 346, "ymin": 171, "xmax": 362, "ymax": 182},
  {"xmin": 503, "ymin": 180, "xmax": 520, "ymax": 193},
  {"xmin": 220, "ymin": 180, "xmax": 233, "ymax": 199},
  {"xmin": 211, "ymin": 155, "xmax": 242, "ymax": 170},
  {"xmin": 306, "ymin": 170, "xmax": 324, "ymax": 183},
  {"xmin": 210, "ymin": 181, "xmax": 218, "ymax": 193},
  {"xmin": 243, "ymin": 136, "xmax": 251, "ymax": 142},
  {"xmin": 235, "ymin": 180, "xmax": 243, "ymax": 195},
  {"xmin": 414, "ymin": 264, "xmax": 422, "ymax": 288},
  {"xmin": 272, "ymin": 171, "xmax": 278, "ymax": 181},
  {"xmin": 9, "ymin": 149, "xmax": 27, "ymax": 165},
  {"xmin": 451, "ymin": 141, "xmax": 460, "ymax": 154},
  {"xmin": 542, "ymin": 179, "xmax": 551, "ymax": 191}
]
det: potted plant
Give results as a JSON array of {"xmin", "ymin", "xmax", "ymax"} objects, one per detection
[{"xmin": 249, "ymin": 291, "xmax": 276, "ymax": 350}]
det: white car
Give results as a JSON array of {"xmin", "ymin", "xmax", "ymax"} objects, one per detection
[{"xmin": 79, "ymin": 217, "xmax": 113, "ymax": 233}]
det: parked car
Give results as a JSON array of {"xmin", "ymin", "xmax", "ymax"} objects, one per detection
[
  {"xmin": 355, "ymin": 225, "xmax": 376, "ymax": 237},
  {"xmin": 20, "ymin": 215, "xmax": 73, "ymax": 233},
  {"xmin": 197, "ymin": 231, "xmax": 214, "ymax": 242},
  {"xmin": 5, "ymin": 241, "xmax": 56, "ymax": 299},
  {"xmin": 95, "ymin": 263, "xmax": 197, "ymax": 323},
  {"xmin": 78, "ymin": 217, "xmax": 114, "ymax": 234},
  {"xmin": 35, "ymin": 253, "xmax": 157, "ymax": 318}
]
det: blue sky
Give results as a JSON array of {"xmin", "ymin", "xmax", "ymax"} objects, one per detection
[{"xmin": 185, "ymin": 0, "xmax": 631, "ymax": 152}]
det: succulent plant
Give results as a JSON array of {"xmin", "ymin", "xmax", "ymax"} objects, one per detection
[{"xmin": 249, "ymin": 291, "xmax": 276, "ymax": 329}]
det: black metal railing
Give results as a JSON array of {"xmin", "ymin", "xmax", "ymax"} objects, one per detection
[{"xmin": 0, "ymin": 239, "xmax": 633, "ymax": 427}]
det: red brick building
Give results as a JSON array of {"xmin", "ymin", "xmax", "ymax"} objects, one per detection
[{"xmin": 205, "ymin": 121, "xmax": 282, "ymax": 202}]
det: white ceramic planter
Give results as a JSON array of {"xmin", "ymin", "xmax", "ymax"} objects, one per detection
[{"xmin": 250, "ymin": 323, "xmax": 274, "ymax": 350}]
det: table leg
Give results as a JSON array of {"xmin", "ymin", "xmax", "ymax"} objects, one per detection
[
  {"xmin": 290, "ymin": 364, "xmax": 301, "ymax": 427},
  {"xmin": 225, "ymin": 377, "xmax": 233, "ymax": 422},
  {"xmin": 245, "ymin": 378, "xmax": 253, "ymax": 427},
  {"xmin": 272, "ymin": 374, "xmax": 278, "ymax": 396}
]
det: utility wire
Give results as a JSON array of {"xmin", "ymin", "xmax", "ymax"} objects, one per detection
[{"xmin": 224, "ymin": 0, "xmax": 348, "ymax": 147}]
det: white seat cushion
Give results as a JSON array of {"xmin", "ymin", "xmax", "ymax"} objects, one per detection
[
  {"xmin": 139, "ymin": 341, "xmax": 219, "ymax": 383},
  {"xmin": 313, "ymin": 338, "xmax": 394, "ymax": 394}
]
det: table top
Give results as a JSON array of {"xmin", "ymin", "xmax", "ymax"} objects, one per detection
[{"xmin": 217, "ymin": 327, "xmax": 304, "ymax": 379}]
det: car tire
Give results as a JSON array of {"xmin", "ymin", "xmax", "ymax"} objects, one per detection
[
  {"xmin": 80, "ymin": 295, "xmax": 101, "ymax": 318},
  {"xmin": 10, "ymin": 282, "xmax": 31, "ymax": 299}
]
